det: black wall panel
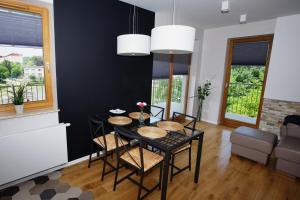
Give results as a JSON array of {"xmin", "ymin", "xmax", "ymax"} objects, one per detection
[{"xmin": 54, "ymin": 0, "xmax": 154, "ymax": 161}]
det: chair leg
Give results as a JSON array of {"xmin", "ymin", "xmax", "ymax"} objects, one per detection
[
  {"xmin": 170, "ymin": 155, "xmax": 175, "ymax": 182},
  {"xmin": 88, "ymin": 143, "xmax": 94, "ymax": 168},
  {"xmin": 188, "ymin": 147, "xmax": 192, "ymax": 171},
  {"xmin": 101, "ymin": 152, "xmax": 107, "ymax": 181},
  {"xmin": 113, "ymin": 157, "xmax": 120, "ymax": 191},
  {"xmin": 159, "ymin": 163, "xmax": 163, "ymax": 189},
  {"xmin": 137, "ymin": 172, "xmax": 144, "ymax": 200}
]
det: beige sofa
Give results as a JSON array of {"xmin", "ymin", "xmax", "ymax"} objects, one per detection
[{"xmin": 275, "ymin": 123, "xmax": 300, "ymax": 177}]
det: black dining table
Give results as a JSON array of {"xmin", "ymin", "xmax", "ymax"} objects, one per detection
[{"xmin": 98, "ymin": 112, "xmax": 204, "ymax": 200}]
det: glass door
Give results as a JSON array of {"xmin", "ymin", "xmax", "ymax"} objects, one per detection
[
  {"xmin": 151, "ymin": 54, "xmax": 191, "ymax": 119},
  {"xmin": 169, "ymin": 54, "xmax": 190, "ymax": 118},
  {"xmin": 151, "ymin": 78, "xmax": 169, "ymax": 117},
  {"xmin": 151, "ymin": 54, "xmax": 170, "ymax": 119},
  {"xmin": 220, "ymin": 35, "xmax": 273, "ymax": 128}
]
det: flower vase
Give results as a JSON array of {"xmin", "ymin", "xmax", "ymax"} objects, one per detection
[
  {"xmin": 14, "ymin": 104, "xmax": 24, "ymax": 114},
  {"xmin": 139, "ymin": 109, "xmax": 145, "ymax": 125},
  {"xmin": 196, "ymin": 99, "xmax": 203, "ymax": 121}
]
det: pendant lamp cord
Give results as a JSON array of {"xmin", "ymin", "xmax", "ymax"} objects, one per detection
[
  {"xmin": 133, "ymin": 5, "xmax": 136, "ymax": 34},
  {"xmin": 128, "ymin": 6, "xmax": 131, "ymax": 34},
  {"xmin": 172, "ymin": 0, "xmax": 176, "ymax": 25}
]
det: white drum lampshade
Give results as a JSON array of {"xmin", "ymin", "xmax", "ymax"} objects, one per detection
[
  {"xmin": 151, "ymin": 25, "xmax": 196, "ymax": 54},
  {"xmin": 117, "ymin": 34, "xmax": 151, "ymax": 56}
]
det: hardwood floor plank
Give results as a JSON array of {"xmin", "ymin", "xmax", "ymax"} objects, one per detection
[{"xmin": 60, "ymin": 122, "xmax": 300, "ymax": 200}]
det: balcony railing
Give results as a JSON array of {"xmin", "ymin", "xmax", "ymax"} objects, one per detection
[
  {"xmin": 151, "ymin": 76, "xmax": 184, "ymax": 105},
  {"xmin": 151, "ymin": 79, "xmax": 168, "ymax": 104},
  {"xmin": 0, "ymin": 84, "xmax": 46, "ymax": 105},
  {"xmin": 226, "ymin": 82, "xmax": 263, "ymax": 118}
]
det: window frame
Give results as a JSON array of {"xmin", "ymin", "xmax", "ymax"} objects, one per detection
[{"xmin": 0, "ymin": 0, "xmax": 53, "ymax": 112}]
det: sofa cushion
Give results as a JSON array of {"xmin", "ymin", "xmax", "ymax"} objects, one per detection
[
  {"xmin": 275, "ymin": 137, "xmax": 300, "ymax": 164},
  {"xmin": 231, "ymin": 126, "xmax": 277, "ymax": 154}
]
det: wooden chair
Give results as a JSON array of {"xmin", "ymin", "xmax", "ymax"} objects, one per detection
[
  {"xmin": 149, "ymin": 105, "xmax": 165, "ymax": 123},
  {"xmin": 170, "ymin": 112, "xmax": 197, "ymax": 182},
  {"xmin": 113, "ymin": 127, "xmax": 163, "ymax": 200},
  {"xmin": 88, "ymin": 115, "xmax": 128, "ymax": 181}
]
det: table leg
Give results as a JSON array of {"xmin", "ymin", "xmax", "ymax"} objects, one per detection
[
  {"xmin": 194, "ymin": 133, "xmax": 204, "ymax": 183},
  {"xmin": 161, "ymin": 151, "xmax": 171, "ymax": 200}
]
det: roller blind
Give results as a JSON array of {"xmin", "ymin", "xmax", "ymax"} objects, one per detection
[
  {"xmin": 232, "ymin": 41, "xmax": 269, "ymax": 66},
  {"xmin": 0, "ymin": 8, "xmax": 43, "ymax": 47},
  {"xmin": 152, "ymin": 54, "xmax": 190, "ymax": 79}
]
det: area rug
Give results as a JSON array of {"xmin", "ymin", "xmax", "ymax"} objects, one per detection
[{"xmin": 0, "ymin": 171, "xmax": 93, "ymax": 200}]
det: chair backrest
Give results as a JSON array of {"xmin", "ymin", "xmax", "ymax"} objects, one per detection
[
  {"xmin": 172, "ymin": 112, "xmax": 197, "ymax": 134},
  {"xmin": 150, "ymin": 105, "xmax": 165, "ymax": 120},
  {"xmin": 280, "ymin": 115, "xmax": 300, "ymax": 139},
  {"xmin": 280, "ymin": 123, "xmax": 300, "ymax": 139},
  {"xmin": 88, "ymin": 115, "xmax": 108, "ymax": 150},
  {"xmin": 114, "ymin": 127, "xmax": 145, "ymax": 171}
]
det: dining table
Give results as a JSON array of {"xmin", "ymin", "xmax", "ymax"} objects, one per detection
[{"xmin": 97, "ymin": 111, "xmax": 204, "ymax": 200}]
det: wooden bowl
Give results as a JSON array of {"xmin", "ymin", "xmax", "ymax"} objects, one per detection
[
  {"xmin": 108, "ymin": 116, "xmax": 132, "ymax": 126},
  {"xmin": 137, "ymin": 126, "xmax": 167, "ymax": 139},
  {"xmin": 128, "ymin": 112, "xmax": 150, "ymax": 120},
  {"xmin": 157, "ymin": 121, "xmax": 184, "ymax": 132}
]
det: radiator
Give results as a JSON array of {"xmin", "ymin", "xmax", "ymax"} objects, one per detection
[{"xmin": 0, "ymin": 123, "xmax": 68, "ymax": 185}]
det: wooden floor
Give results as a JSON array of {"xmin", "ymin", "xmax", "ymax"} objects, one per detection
[{"xmin": 60, "ymin": 122, "xmax": 300, "ymax": 200}]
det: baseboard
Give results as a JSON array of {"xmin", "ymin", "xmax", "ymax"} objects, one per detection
[
  {"xmin": 201, "ymin": 119, "xmax": 219, "ymax": 125},
  {"xmin": 66, "ymin": 152, "xmax": 100, "ymax": 167}
]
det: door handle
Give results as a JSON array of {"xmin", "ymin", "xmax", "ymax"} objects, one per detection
[{"xmin": 45, "ymin": 62, "xmax": 50, "ymax": 72}]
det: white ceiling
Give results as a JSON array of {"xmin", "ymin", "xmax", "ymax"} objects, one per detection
[{"xmin": 120, "ymin": 0, "xmax": 300, "ymax": 29}]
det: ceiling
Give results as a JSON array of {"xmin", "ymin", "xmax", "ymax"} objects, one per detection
[
  {"xmin": 120, "ymin": 0, "xmax": 300, "ymax": 29},
  {"xmin": 35, "ymin": 0, "xmax": 52, "ymax": 3}
]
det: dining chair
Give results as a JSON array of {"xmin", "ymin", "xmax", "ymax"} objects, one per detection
[
  {"xmin": 149, "ymin": 105, "xmax": 165, "ymax": 123},
  {"xmin": 88, "ymin": 115, "xmax": 128, "ymax": 181},
  {"xmin": 169, "ymin": 112, "xmax": 197, "ymax": 182},
  {"xmin": 113, "ymin": 127, "xmax": 163, "ymax": 200}
]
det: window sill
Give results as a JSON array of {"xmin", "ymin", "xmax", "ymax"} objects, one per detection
[{"xmin": 0, "ymin": 108, "xmax": 60, "ymax": 120}]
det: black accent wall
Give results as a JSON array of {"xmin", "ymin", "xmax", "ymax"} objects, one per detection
[{"xmin": 54, "ymin": 0, "xmax": 154, "ymax": 161}]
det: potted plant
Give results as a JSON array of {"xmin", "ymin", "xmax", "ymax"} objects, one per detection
[
  {"xmin": 10, "ymin": 81, "xmax": 27, "ymax": 114},
  {"xmin": 196, "ymin": 81, "xmax": 212, "ymax": 121}
]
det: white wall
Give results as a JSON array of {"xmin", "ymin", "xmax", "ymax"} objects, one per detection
[
  {"xmin": 188, "ymin": 38, "xmax": 203, "ymax": 116},
  {"xmin": 198, "ymin": 19, "xmax": 276, "ymax": 124},
  {"xmin": 264, "ymin": 14, "xmax": 300, "ymax": 102}
]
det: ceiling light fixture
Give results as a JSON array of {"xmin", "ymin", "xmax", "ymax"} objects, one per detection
[
  {"xmin": 221, "ymin": 0, "xmax": 230, "ymax": 13},
  {"xmin": 117, "ymin": 3, "xmax": 150, "ymax": 56},
  {"xmin": 240, "ymin": 14, "xmax": 247, "ymax": 24},
  {"xmin": 150, "ymin": 0, "xmax": 196, "ymax": 54}
]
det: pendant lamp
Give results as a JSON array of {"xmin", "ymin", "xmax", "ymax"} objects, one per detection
[
  {"xmin": 117, "ymin": 5, "xmax": 150, "ymax": 56},
  {"xmin": 150, "ymin": 0, "xmax": 196, "ymax": 54}
]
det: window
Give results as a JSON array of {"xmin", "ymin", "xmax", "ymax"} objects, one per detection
[
  {"xmin": 0, "ymin": 1, "xmax": 52, "ymax": 112},
  {"xmin": 220, "ymin": 35, "xmax": 273, "ymax": 128}
]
